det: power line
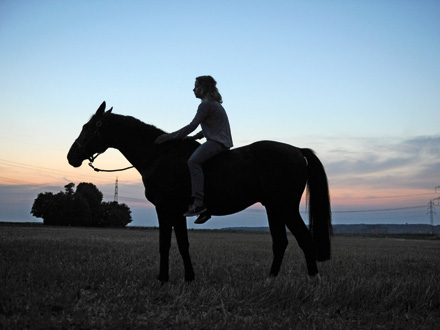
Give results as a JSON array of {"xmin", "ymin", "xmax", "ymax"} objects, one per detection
[
  {"xmin": 332, "ymin": 205, "xmax": 426, "ymax": 214},
  {"xmin": 0, "ymin": 158, "xmax": 128, "ymax": 186},
  {"xmin": 343, "ymin": 192, "xmax": 436, "ymax": 200},
  {"xmin": 1, "ymin": 158, "xmax": 439, "ymax": 214},
  {"xmin": 0, "ymin": 176, "xmax": 436, "ymax": 213},
  {"xmin": 0, "ymin": 159, "xmax": 73, "ymax": 177},
  {"xmin": 0, "ymin": 176, "xmax": 147, "ymax": 203},
  {"xmin": 0, "ymin": 176, "xmax": 64, "ymax": 192}
]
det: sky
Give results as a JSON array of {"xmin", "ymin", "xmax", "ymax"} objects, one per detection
[{"xmin": 1, "ymin": 0, "xmax": 439, "ymax": 228}]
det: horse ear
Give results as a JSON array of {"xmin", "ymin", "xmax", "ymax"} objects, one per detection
[
  {"xmin": 106, "ymin": 107, "xmax": 113, "ymax": 114},
  {"xmin": 96, "ymin": 101, "xmax": 106, "ymax": 116}
]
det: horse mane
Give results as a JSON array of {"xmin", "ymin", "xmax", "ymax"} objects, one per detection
[
  {"xmin": 102, "ymin": 112, "xmax": 200, "ymax": 151},
  {"xmin": 104, "ymin": 112, "xmax": 166, "ymax": 142}
]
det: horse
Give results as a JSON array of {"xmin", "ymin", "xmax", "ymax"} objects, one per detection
[{"xmin": 67, "ymin": 101, "xmax": 332, "ymax": 282}]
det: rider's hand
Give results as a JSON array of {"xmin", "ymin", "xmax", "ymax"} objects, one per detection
[{"xmin": 191, "ymin": 131, "xmax": 204, "ymax": 140}]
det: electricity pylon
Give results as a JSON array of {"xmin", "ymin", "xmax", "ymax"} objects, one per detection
[{"xmin": 114, "ymin": 177, "xmax": 119, "ymax": 202}]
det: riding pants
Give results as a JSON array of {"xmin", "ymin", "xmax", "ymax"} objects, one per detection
[{"xmin": 187, "ymin": 140, "xmax": 229, "ymax": 205}]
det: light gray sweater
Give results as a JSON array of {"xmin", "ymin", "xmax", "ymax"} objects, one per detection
[{"xmin": 167, "ymin": 99, "xmax": 233, "ymax": 148}]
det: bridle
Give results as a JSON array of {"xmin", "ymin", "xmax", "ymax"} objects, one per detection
[{"xmin": 74, "ymin": 118, "xmax": 135, "ymax": 173}]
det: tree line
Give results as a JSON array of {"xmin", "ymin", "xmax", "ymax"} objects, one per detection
[{"xmin": 31, "ymin": 182, "xmax": 132, "ymax": 227}]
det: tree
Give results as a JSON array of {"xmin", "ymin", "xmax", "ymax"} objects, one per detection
[
  {"xmin": 31, "ymin": 192, "xmax": 57, "ymax": 225},
  {"xmin": 100, "ymin": 202, "xmax": 132, "ymax": 227},
  {"xmin": 64, "ymin": 183, "xmax": 75, "ymax": 195},
  {"xmin": 75, "ymin": 182, "xmax": 103, "ymax": 226},
  {"xmin": 30, "ymin": 182, "xmax": 132, "ymax": 227},
  {"xmin": 76, "ymin": 183, "xmax": 103, "ymax": 208}
]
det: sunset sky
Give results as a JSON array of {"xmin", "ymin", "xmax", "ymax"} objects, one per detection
[{"xmin": 1, "ymin": 0, "xmax": 439, "ymax": 228}]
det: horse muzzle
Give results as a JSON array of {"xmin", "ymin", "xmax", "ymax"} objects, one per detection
[{"xmin": 67, "ymin": 140, "xmax": 87, "ymax": 167}]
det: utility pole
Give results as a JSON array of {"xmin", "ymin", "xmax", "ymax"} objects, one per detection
[
  {"xmin": 427, "ymin": 185, "xmax": 440, "ymax": 234},
  {"xmin": 427, "ymin": 200, "xmax": 435, "ymax": 227},
  {"xmin": 114, "ymin": 177, "xmax": 119, "ymax": 203}
]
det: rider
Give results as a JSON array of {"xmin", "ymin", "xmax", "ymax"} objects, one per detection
[{"xmin": 154, "ymin": 76, "xmax": 233, "ymax": 223}]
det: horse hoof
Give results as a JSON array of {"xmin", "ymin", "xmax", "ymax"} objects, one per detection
[
  {"xmin": 185, "ymin": 275, "xmax": 195, "ymax": 283},
  {"xmin": 308, "ymin": 274, "xmax": 321, "ymax": 285},
  {"xmin": 157, "ymin": 275, "xmax": 169, "ymax": 284}
]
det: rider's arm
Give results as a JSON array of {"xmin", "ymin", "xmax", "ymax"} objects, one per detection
[{"xmin": 155, "ymin": 102, "xmax": 209, "ymax": 144}]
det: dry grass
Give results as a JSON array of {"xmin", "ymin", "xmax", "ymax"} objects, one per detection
[{"xmin": 1, "ymin": 225, "xmax": 439, "ymax": 329}]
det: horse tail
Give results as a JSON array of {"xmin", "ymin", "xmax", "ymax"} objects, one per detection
[{"xmin": 301, "ymin": 148, "xmax": 332, "ymax": 261}]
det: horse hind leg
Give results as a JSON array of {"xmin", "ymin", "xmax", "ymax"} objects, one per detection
[
  {"xmin": 266, "ymin": 206, "xmax": 288, "ymax": 277},
  {"xmin": 285, "ymin": 211, "xmax": 318, "ymax": 276}
]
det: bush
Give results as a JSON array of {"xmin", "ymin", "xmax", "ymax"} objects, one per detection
[
  {"xmin": 31, "ymin": 183, "xmax": 132, "ymax": 227},
  {"xmin": 100, "ymin": 202, "xmax": 132, "ymax": 227}
]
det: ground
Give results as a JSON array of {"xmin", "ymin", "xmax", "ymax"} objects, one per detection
[{"xmin": 1, "ymin": 224, "xmax": 439, "ymax": 329}]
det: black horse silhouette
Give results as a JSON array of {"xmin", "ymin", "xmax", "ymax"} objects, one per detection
[{"xmin": 67, "ymin": 102, "xmax": 332, "ymax": 282}]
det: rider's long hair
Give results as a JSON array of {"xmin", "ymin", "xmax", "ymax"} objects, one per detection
[{"xmin": 196, "ymin": 75, "xmax": 223, "ymax": 104}]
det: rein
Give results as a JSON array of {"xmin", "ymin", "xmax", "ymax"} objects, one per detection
[
  {"xmin": 88, "ymin": 153, "xmax": 134, "ymax": 172},
  {"xmin": 86, "ymin": 141, "xmax": 184, "ymax": 172}
]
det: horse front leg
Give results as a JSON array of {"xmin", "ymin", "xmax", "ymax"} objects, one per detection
[
  {"xmin": 173, "ymin": 217, "xmax": 195, "ymax": 282},
  {"xmin": 157, "ymin": 220, "xmax": 172, "ymax": 283}
]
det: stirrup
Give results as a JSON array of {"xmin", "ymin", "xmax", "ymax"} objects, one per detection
[
  {"xmin": 194, "ymin": 212, "xmax": 211, "ymax": 224},
  {"xmin": 183, "ymin": 204, "xmax": 207, "ymax": 217}
]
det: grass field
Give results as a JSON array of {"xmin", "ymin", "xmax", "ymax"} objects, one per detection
[{"xmin": 1, "ymin": 225, "xmax": 439, "ymax": 329}]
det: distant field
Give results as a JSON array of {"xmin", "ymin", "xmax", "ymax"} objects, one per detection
[{"xmin": 1, "ymin": 225, "xmax": 439, "ymax": 330}]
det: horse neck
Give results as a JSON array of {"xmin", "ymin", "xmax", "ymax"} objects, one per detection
[{"xmin": 104, "ymin": 114, "xmax": 164, "ymax": 169}]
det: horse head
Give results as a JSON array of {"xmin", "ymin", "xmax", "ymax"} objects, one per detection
[{"xmin": 67, "ymin": 101, "xmax": 113, "ymax": 167}]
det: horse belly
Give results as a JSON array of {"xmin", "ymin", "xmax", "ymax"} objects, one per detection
[
  {"xmin": 203, "ymin": 163, "xmax": 261, "ymax": 215},
  {"xmin": 204, "ymin": 141, "xmax": 307, "ymax": 213},
  {"xmin": 258, "ymin": 148, "xmax": 308, "ymax": 204}
]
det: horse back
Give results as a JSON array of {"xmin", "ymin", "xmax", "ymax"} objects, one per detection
[{"xmin": 143, "ymin": 140, "xmax": 308, "ymax": 214}]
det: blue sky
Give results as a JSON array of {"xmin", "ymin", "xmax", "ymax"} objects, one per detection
[{"xmin": 0, "ymin": 0, "xmax": 439, "ymax": 228}]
